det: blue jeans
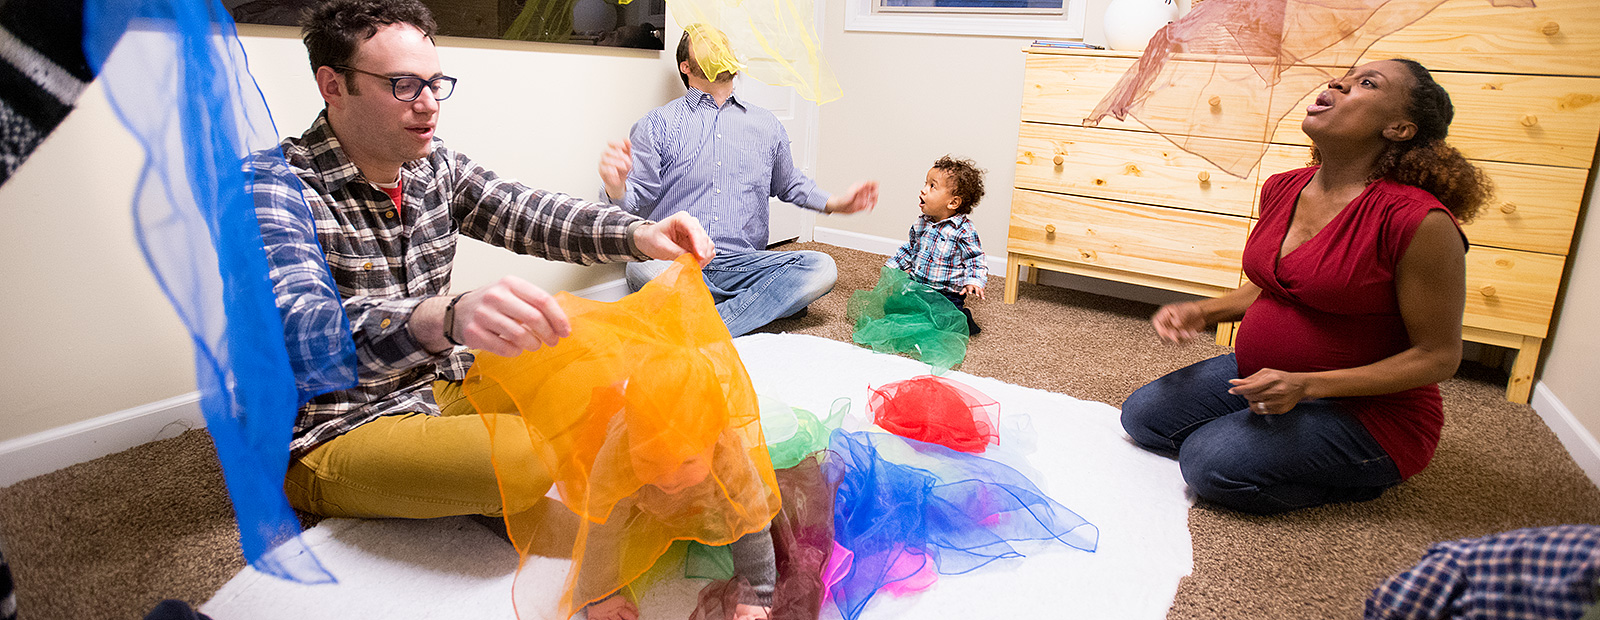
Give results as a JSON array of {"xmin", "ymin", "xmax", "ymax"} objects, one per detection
[
  {"xmin": 624, "ymin": 249, "xmax": 837, "ymax": 337},
  {"xmin": 938, "ymin": 289, "xmax": 980, "ymax": 335},
  {"xmin": 1121, "ymin": 354, "xmax": 1402, "ymax": 514}
]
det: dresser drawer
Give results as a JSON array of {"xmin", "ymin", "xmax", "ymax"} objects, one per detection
[
  {"xmin": 1362, "ymin": 0, "xmax": 1600, "ymax": 77},
  {"xmin": 1257, "ymin": 145, "xmax": 1586, "ymax": 256},
  {"xmin": 1021, "ymin": 52, "xmax": 1139, "ymax": 129},
  {"xmin": 1010, "ymin": 189, "xmax": 1249, "ymax": 289},
  {"xmin": 1464, "ymin": 160, "xmax": 1586, "ymax": 255},
  {"xmin": 1463, "ymin": 246, "xmax": 1564, "ymax": 338},
  {"xmin": 1015, "ymin": 123, "xmax": 1258, "ymax": 217},
  {"xmin": 1275, "ymin": 72, "xmax": 1600, "ymax": 169},
  {"xmin": 1021, "ymin": 52, "xmax": 1288, "ymax": 145}
]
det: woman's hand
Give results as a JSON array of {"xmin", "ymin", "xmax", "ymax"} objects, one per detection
[
  {"xmin": 1228, "ymin": 369, "xmax": 1311, "ymax": 415},
  {"xmin": 1151, "ymin": 301, "xmax": 1207, "ymax": 344}
]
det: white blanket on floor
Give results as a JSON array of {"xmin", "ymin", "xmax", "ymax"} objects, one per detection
[{"xmin": 203, "ymin": 333, "xmax": 1191, "ymax": 620}]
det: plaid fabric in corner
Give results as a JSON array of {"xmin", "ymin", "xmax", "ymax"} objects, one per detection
[
  {"xmin": 1, "ymin": 545, "xmax": 16, "ymax": 620},
  {"xmin": 1366, "ymin": 525, "xmax": 1600, "ymax": 620},
  {"xmin": 0, "ymin": 0, "xmax": 93, "ymax": 186}
]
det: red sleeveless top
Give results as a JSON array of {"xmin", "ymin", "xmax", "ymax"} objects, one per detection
[{"xmin": 1235, "ymin": 167, "xmax": 1462, "ymax": 479}]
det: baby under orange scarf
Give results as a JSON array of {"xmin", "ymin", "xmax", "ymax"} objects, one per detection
[{"xmin": 464, "ymin": 254, "xmax": 781, "ymax": 619}]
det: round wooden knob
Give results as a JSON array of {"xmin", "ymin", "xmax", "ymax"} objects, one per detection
[
  {"xmin": 1480, "ymin": 285, "xmax": 1498, "ymax": 298},
  {"xmin": 1197, "ymin": 171, "xmax": 1210, "ymax": 183},
  {"xmin": 1208, "ymin": 96, "xmax": 1221, "ymax": 108},
  {"xmin": 1044, "ymin": 224, "xmax": 1057, "ymax": 234},
  {"xmin": 1053, "ymin": 154, "xmax": 1065, "ymax": 166},
  {"xmin": 1520, "ymin": 114, "xmax": 1539, "ymax": 127},
  {"xmin": 1500, "ymin": 202, "xmax": 1518, "ymax": 214},
  {"xmin": 1541, "ymin": 21, "xmax": 1560, "ymax": 36}
]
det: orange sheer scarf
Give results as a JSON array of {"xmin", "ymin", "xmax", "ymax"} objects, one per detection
[{"xmin": 465, "ymin": 254, "xmax": 781, "ymax": 618}]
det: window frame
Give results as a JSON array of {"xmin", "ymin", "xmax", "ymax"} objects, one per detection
[{"xmin": 845, "ymin": 0, "xmax": 1086, "ymax": 38}]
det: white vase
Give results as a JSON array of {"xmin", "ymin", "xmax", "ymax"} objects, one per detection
[{"xmin": 1102, "ymin": 0, "xmax": 1180, "ymax": 51}]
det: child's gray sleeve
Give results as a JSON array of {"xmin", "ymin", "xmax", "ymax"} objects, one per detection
[{"xmin": 728, "ymin": 525, "xmax": 777, "ymax": 607}]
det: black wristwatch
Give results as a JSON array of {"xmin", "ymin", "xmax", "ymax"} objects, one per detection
[{"xmin": 442, "ymin": 292, "xmax": 468, "ymax": 346}]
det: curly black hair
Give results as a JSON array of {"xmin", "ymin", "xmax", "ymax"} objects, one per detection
[
  {"xmin": 1311, "ymin": 58, "xmax": 1492, "ymax": 224},
  {"xmin": 300, "ymin": 0, "xmax": 437, "ymax": 85},
  {"xmin": 932, "ymin": 155, "xmax": 985, "ymax": 215}
]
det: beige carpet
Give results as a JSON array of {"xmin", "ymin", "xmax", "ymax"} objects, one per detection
[{"xmin": 2, "ymin": 241, "xmax": 1598, "ymax": 620}]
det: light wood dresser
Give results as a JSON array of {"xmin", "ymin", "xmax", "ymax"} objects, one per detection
[{"xmin": 1004, "ymin": 0, "xmax": 1600, "ymax": 403}]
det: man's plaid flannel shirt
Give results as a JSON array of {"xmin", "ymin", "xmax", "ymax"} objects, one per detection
[
  {"xmin": 888, "ymin": 213, "xmax": 987, "ymax": 294},
  {"xmin": 252, "ymin": 113, "xmax": 648, "ymax": 456}
]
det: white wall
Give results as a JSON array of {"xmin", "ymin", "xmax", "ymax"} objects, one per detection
[
  {"xmin": 812, "ymin": 11, "xmax": 1031, "ymax": 254},
  {"xmin": 0, "ymin": 24, "xmax": 685, "ymax": 443},
  {"xmin": 0, "ymin": 80, "xmax": 193, "ymax": 442},
  {"xmin": 813, "ymin": 0, "xmax": 1111, "ymax": 255},
  {"xmin": 1542, "ymin": 161, "xmax": 1600, "ymax": 436}
]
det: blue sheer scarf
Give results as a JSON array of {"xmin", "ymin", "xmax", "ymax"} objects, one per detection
[
  {"xmin": 83, "ymin": 0, "xmax": 356, "ymax": 583},
  {"xmin": 825, "ymin": 429, "xmax": 1099, "ymax": 620}
]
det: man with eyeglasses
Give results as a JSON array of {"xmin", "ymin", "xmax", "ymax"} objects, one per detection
[{"xmin": 251, "ymin": 0, "xmax": 714, "ymax": 525}]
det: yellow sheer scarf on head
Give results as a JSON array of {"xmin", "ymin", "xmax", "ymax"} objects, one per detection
[{"xmin": 678, "ymin": 11, "xmax": 840, "ymax": 105}]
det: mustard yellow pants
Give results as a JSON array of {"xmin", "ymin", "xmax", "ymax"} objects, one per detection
[{"xmin": 284, "ymin": 380, "xmax": 552, "ymax": 519}]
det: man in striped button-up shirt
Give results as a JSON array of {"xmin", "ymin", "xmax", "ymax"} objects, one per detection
[
  {"xmin": 599, "ymin": 26, "xmax": 879, "ymax": 337},
  {"xmin": 258, "ymin": 0, "xmax": 712, "ymax": 521}
]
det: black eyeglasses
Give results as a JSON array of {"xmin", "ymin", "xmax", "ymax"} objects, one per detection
[{"xmin": 332, "ymin": 65, "xmax": 457, "ymax": 102}]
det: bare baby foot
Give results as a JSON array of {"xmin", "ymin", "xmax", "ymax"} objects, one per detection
[{"xmin": 733, "ymin": 603, "xmax": 771, "ymax": 620}]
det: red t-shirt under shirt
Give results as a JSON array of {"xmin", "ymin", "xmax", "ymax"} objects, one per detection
[
  {"xmin": 375, "ymin": 178, "xmax": 403, "ymax": 217},
  {"xmin": 1234, "ymin": 166, "xmax": 1463, "ymax": 480}
]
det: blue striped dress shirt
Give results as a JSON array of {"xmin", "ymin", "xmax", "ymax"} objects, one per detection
[{"xmin": 608, "ymin": 88, "xmax": 829, "ymax": 252}]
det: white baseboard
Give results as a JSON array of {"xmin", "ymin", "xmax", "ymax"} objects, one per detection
[
  {"xmin": 812, "ymin": 226, "xmax": 900, "ymax": 257},
  {"xmin": 572, "ymin": 277, "xmax": 631, "ymax": 302},
  {"xmin": 0, "ymin": 391, "xmax": 206, "ymax": 488},
  {"xmin": 812, "ymin": 226, "xmax": 1010, "ymax": 273},
  {"xmin": 1532, "ymin": 381, "xmax": 1600, "ymax": 490}
]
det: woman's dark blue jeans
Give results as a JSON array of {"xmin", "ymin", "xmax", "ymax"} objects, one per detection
[{"xmin": 1121, "ymin": 354, "xmax": 1403, "ymax": 514}]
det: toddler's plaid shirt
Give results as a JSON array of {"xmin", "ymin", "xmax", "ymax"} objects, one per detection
[{"xmin": 888, "ymin": 213, "xmax": 986, "ymax": 293}]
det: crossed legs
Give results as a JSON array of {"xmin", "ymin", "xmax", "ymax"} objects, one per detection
[{"xmin": 626, "ymin": 249, "xmax": 837, "ymax": 337}]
